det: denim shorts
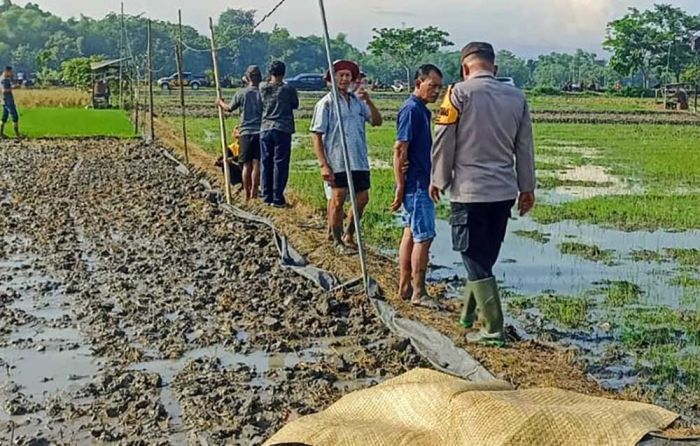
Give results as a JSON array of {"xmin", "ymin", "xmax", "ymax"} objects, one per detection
[
  {"xmin": 2, "ymin": 103, "xmax": 18, "ymax": 123},
  {"xmin": 401, "ymin": 188, "xmax": 436, "ymax": 243}
]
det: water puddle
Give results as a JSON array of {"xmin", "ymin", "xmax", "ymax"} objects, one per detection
[
  {"xmin": 0, "ymin": 236, "xmax": 100, "ymax": 418},
  {"xmin": 430, "ymin": 217, "xmax": 700, "ymax": 310}
]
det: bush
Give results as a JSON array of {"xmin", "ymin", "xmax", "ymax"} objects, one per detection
[
  {"xmin": 60, "ymin": 56, "xmax": 105, "ymax": 90},
  {"xmin": 610, "ymin": 85, "xmax": 654, "ymax": 98},
  {"xmin": 528, "ymin": 86, "xmax": 562, "ymax": 96}
]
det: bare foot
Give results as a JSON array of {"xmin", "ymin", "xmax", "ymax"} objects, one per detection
[
  {"xmin": 342, "ymin": 234, "xmax": 357, "ymax": 249},
  {"xmin": 398, "ymin": 285, "xmax": 413, "ymax": 301}
]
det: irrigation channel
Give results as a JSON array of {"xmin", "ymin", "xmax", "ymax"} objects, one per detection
[{"xmin": 0, "ymin": 139, "xmax": 427, "ymax": 444}]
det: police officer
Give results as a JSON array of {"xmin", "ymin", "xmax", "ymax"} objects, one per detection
[{"xmin": 430, "ymin": 42, "xmax": 536, "ymax": 347}]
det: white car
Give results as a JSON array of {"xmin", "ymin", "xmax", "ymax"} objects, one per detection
[{"xmin": 496, "ymin": 77, "xmax": 516, "ymax": 87}]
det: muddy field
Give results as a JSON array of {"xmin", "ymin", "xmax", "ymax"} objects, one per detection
[{"xmin": 0, "ymin": 139, "xmax": 426, "ymax": 445}]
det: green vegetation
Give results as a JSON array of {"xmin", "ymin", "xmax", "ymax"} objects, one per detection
[
  {"xmin": 532, "ymin": 124, "xmax": 700, "ymax": 231},
  {"xmin": 537, "ymin": 175, "xmax": 612, "ymax": 190},
  {"xmin": 537, "ymin": 294, "xmax": 590, "ymax": 328},
  {"xmin": 513, "ymin": 230, "xmax": 551, "ymax": 244},
  {"xmin": 560, "ymin": 242, "xmax": 615, "ymax": 263},
  {"xmin": 616, "ymin": 306, "xmax": 700, "ymax": 392},
  {"xmin": 630, "ymin": 249, "xmax": 666, "ymax": 263},
  {"xmin": 18, "ymin": 108, "xmax": 134, "ymax": 138},
  {"xmin": 665, "ymin": 248, "xmax": 700, "ymax": 267},
  {"xmin": 534, "ymin": 194, "xmax": 700, "ymax": 231},
  {"xmin": 670, "ymin": 274, "xmax": 700, "ymax": 289},
  {"xmin": 602, "ymin": 280, "xmax": 642, "ymax": 307}
]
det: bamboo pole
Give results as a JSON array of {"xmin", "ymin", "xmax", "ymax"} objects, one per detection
[
  {"xmin": 317, "ymin": 0, "xmax": 369, "ymax": 293},
  {"xmin": 147, "ymin": 19, "xmax": 155, "ymax": 142},
  {"xmin": 118, "ymin": 2, "xmax": 124, "ymax": 109},
  {"xmin": 177, "ymin": 10, "xmax": 189, "ymax": 163},
  {"xmin": 209, "ymin": 17, "xmax": 232, "ymax": 203}
]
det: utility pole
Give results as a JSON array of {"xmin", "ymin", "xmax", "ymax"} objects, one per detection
[
  {"xmin": 177, "ymin": 10, "xmax": 189, "ymax": 163},
  {"xmin": 147, "ymin": 19, "xmax": 155, "ymax": 142}
]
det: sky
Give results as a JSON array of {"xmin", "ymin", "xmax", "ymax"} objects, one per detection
[{"xmin": 13, "ymin": 0, "xmax": 700, "ymax": 57}]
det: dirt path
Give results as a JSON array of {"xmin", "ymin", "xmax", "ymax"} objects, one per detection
[{"xmin": 0, "ymin": 138, "xmax": 425, "ymax": 444}]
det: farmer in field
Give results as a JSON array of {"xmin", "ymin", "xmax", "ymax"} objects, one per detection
[
  {"xmin": 217, "ymin": 65, "xmax": 263, "ymax": 201},
  {"xmin": 431, "ymin": 42, "xmax": 536, "ymax": 346},
  {"xmin": 259, "ymin": 60, "xmax": 299, "ymax": 208},
  {"xmin": 310, "ymin": 60, "xmax": 383, "ymax": 254},
  {"xmin": 1, "ymin": 66, "xmax": 20, "ymax": 139},
  {"xmin": 390, "ymin": 64, "xmax": 444, "ymax": 308}
]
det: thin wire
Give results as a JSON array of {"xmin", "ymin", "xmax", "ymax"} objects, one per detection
[{"xmin": 180, "ymin": 0, "xmax": 290, "ymax": 53}]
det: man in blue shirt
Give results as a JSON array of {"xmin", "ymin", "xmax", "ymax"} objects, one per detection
[
  {"xmin": 390, "ymin": 64, "xmax": 443, "ymax": 307},
  {"xmin": 1, "ymin": 66, "xmax": 20, "ymax": 139},
  {"xmin": 311, "ymin": 60, "xmax": 382, "ymax": 254}
]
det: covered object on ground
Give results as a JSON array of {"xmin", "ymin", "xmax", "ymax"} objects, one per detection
[{"xmin": 265, "ymin": 368, "xmax": 678, "ymax": 446}]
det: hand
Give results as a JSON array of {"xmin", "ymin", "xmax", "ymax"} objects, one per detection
[
  {"xmin": 401, "ymin": 158, "xmax": 410, "ymax": 175},
  {"xmin": 216, "ymin": 97, "xmax": 226, "ymax": 109},
  {"xmin": 429, "ymin": 184, "xmax": 442, "ymax": 204},
  {"xmin": 357, "ymin": 88, "xmax": 370, "ymax": 102},
  {"xmin": 320, "ymin": 164, "xmax": 335, "ymax": 186},
  {"xmin": 518, "ymin": 191, "xmax": 535, "ymax": 216},
  {"xmin": 233, "ymin": 127, "xmax": 241, "ymax": 139},
  {"xmin": 390, "ymin": 187, "xmax": 404, "ymax": 212}
]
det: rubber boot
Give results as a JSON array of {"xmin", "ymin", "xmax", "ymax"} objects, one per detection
[
  {"xmin": 459, "ymin": 282, "xmax": 477, "ymax": 328},
  {"xmin": 466, "ymin": 277, "xmax": 505, "ymax": 347}
]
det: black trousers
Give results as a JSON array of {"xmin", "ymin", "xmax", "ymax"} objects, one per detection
[{"xmin": 450, "ymin": 200, "xmax": 515, "ymax": 281}]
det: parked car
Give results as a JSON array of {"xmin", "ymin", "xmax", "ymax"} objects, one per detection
[
  {"xmin": 496, "ymin": 77, "xmax": 516, "ymax": 87},
  {"xmin": 157, "ymin": 72, "xmax": 208, "ymax": 91},
  {"xmin": 285, "ymin": 73, "xmax": 326, "ymax": 91}
]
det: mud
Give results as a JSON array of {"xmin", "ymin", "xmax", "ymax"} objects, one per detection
[{"xmin": 0, "ymin": 139, "xmax": 425, "ymax": 444}]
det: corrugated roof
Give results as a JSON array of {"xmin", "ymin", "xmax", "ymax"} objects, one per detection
[{"xmin": 90, "ymin": 58, "xmax": 129, "ymax": 72}]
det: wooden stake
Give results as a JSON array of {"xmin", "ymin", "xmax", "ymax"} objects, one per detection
[
  {"xmin": 118, "ymin": 2, "xmax": 124, "ymax": 109},
  {"xmin": 177, "ymin": 10, "xmax": 189, "ymax": 163},
  {"xmin": 147, "ymin": 19, "xmax": 155, "ymax": 142},
  {"xmin": 209, "ymin": 17, "xmax": 232, "ymax": 203}
]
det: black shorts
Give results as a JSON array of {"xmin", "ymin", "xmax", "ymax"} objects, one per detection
[
  {"xmin": 450, "ymin": 200, "xmax": 515, "ymax": 278},
  {"xmin": 332, "ymin": 171, "xmax": 371, "ymax": 193},
  {"xmin": 239, "ymin": 134, "xmax": 261, "ymax": 163}
]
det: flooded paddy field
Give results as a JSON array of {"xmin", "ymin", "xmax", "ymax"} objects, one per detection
[
  {"xmin": 0, "ymin": 139, "xmax": 427, "ymax": 444},
  {"xmin": 429, "ymin": 125, "xmax": 700, "ymax": 420}
]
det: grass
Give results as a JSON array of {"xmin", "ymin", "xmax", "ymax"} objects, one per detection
[
  {"xmin": 513, "ymin": 230, "xmax": 551, "ymax": 244},
  {"xmin": 559, "ymin": 241, "xmax": 615, "ymax": 263},
  {"xmin": 665, "ymin": 248, "xmax": 700, "ymax": 267},
  {"xmin": 172, "ymin": 112, "xmax": 700, "ymax": 246},
  {"xmin": 630, "ymin": 249, "xmax": 666, "ymax": 263},
  {"xmin": 537, "ymin": 175, "xmax": 612, "ymax": 190},
  {"xmin": 670, "ymin": 274, "xmax": 700, "ymax": 289},
  {"xmin": 527, "ymin": 94, "xmax": 658, "ymax": 112},
  {"xmin": 14, "ymin": 108, "xmax": 135, "ymax": 138},
  {"xmin": 533, "ymin": 194, "xmax": 700, "ymax": 231},
  {"xmin": 531, "ymin": 124, "xmax": 700, "ymax": 231},
  {"xmin": 602, "ymin": 280, "xmax": 642, "ymax": 307},
  {"xmin": 536, "ymin": 294, "xmax": 590, "ymax": 328}
]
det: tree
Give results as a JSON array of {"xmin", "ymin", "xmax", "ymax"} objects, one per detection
[
  {"xmin": 604, "ymin": 8, "xmax": 659, "ymax": 88},
  {"xmin": 605, "ymin": 5, "xmax": 700, "ymax": 87},
  {"xmin": 61, "ymin": 56, "xmax": 104, "ymax": 89},
  {"xmin": 368, "ymin": 26, "xmax": 452, "ymax": 85},
  {"xmin": 495, "ymin": 50, "xmax": 529, "ymax": 87}
]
